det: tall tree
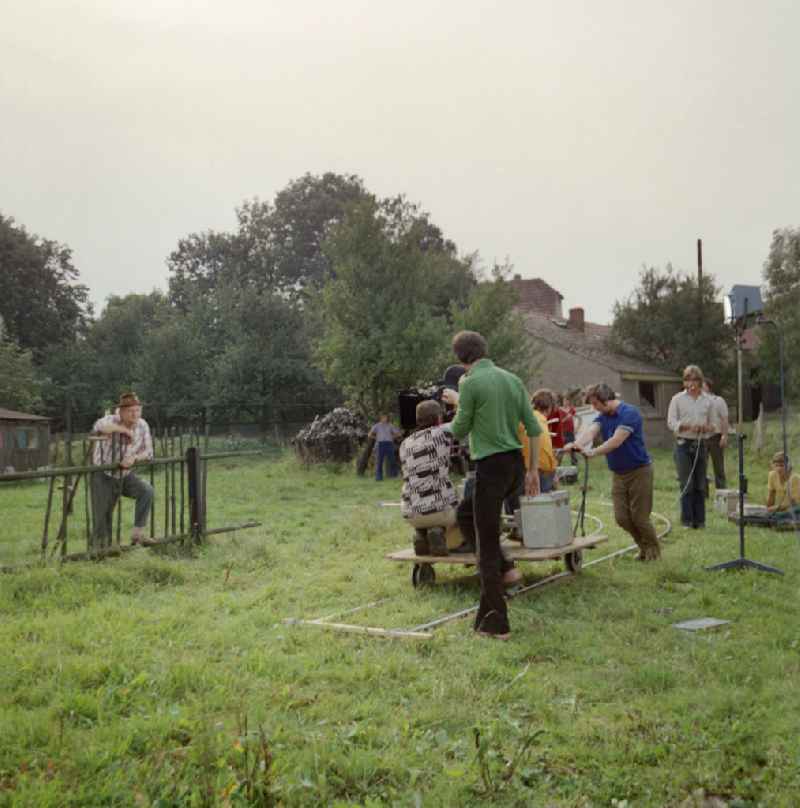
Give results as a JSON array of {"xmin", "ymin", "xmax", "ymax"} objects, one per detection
[
  {"xmin": 0, "ymin": 333, "xmax": 42, "ymax": 413},
  {"xmin": 761, "ymin": 226, "xmax": 800, "ymax": 395},
  {"xmin": 167, "ymin": 172, "xmax": 370, "ymax": 308},
  {"xmin": 85, "ymin": 292, "xmax": 172, "ymax": 402},
  {"xmin": 0, "ymin": 214, "xmax": 91, "ymax": 358},
  {"xmin": 608, "ymin": 265, "xmax": 733, "ymax": 392},
  {"xmin": 268, "ymin": 172, "xmax": 370, "ymax": 293},
  {"xmin": 314, "ymin": 197, "xmax": 476, "ymax": 414}
]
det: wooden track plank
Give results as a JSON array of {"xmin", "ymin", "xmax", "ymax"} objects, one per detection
[{"xmin": 386, "ymin": 535, "xmax": 607, "ymax": 565}]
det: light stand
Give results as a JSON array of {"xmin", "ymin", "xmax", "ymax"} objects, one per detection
[{"xmin": 707, "ymin": 286, "xmax": 783, "ymax": 575}]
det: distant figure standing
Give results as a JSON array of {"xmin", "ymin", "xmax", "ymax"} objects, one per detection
[
  {"xmin": 370, "ymin": 414, "xmax": 401, "ymax": 481},
  {"xmin": 667, "ymin": 365, "xmax": 714, "ymax": 529},
  {"xmin": 703, "ymin": 378, "xmax": 729, "ymax": 489},
  {"xmin": 91, "ymin": 392, "xmax": 154, "ymax": 545}
]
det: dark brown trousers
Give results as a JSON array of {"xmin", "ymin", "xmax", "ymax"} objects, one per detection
[{"xmin": 611, "ymin": 464, "xmax": 660, "ymax": 557}]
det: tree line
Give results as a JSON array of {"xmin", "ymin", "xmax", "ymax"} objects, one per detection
[
  {"xmin": 0, "ymin": 173, "xmax": 539, "ymax": 430},
  {"xmin": 2, "ymin": 175, "xmax": 797, "ymax": 429}
]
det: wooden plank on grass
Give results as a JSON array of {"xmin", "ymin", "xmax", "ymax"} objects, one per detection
[{"xmin": 283, "ymin": 618, "xmax": 432, "ymax": 641}]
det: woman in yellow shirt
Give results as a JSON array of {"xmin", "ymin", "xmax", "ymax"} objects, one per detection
[
  {"xmin": 766, "ymin": 451, "xmax": 800, "ymax": 516},
  {"xmin": 526, "ymin": 389, "xmax": 559, "ymax": 493}
]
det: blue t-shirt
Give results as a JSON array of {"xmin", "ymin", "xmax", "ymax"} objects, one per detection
[{"xmin": 597, "ymin": 401, "xmax": 651, "ymax": 474}]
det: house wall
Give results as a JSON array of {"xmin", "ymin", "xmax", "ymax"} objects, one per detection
[
  {"xmin": 527, "ymin": 344, "xmax": 623, "ymax": 395},
  {"xmin": 0, "ymin": 421, "xmax": 51, "ymax": 472},
  {"xmin": 527, "ymin": 351, "xmax": 681, "ymax": 449}
]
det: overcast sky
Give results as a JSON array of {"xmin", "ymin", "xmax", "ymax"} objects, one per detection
[{"xmin": 2, "ymin": 0, "xmax": 798, "ymax": 323}]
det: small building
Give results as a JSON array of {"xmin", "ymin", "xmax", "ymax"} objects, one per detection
[
  {"xmin": 517, "ymin": 305, "xmax": 682, "ymax": 448},
  {"xmin": 0, "ymin": 408, "xmax": 51, "ymax": 472}
]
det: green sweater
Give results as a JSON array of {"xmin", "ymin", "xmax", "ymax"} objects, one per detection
[{"xmin": 449, "ymin": 358, "xmax": 540, "ymax": 460}]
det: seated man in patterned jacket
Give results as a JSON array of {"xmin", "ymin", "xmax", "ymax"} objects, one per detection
[{"xmin": 399, "ymin": 399, "xmax": 457, "ymax": 556}]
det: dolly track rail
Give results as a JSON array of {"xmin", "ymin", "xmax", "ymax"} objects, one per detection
[{"xmin": 284, "ymin": 505, "xmax": 671, "ymax": 640}]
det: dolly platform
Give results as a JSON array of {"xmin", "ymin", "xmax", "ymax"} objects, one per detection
[{"xmin": 387, "ymin": 534, "xmax": 607, "ymax": 588}]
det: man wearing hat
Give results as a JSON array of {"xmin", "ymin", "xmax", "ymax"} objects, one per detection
[{"xmin": 91, "ymin": 392, "xmax": 154, "ymax": 545}]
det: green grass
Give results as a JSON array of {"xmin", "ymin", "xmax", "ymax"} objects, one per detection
[{"xmin": 1, "ymin": 429, "xmax": 800, "ymax": 806}]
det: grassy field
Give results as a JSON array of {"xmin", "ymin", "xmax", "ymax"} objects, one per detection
[{"xmin": 1, "ymin": 428, "xmax": 799, "ymax": 806}]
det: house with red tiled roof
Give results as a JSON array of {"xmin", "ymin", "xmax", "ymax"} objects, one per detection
[{"xmin": 509, "ymin": 277, "xmax": 682, "ymax": 447}]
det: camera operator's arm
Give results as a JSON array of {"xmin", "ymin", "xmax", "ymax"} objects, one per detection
[{"xmin": 443, "ymin": 387, "xmax": 474, "ymax": 442}]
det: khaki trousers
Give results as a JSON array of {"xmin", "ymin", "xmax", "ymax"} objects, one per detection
[{"xmin": 611, "ymin": 464, "xmax": 660, "ymax": 556}]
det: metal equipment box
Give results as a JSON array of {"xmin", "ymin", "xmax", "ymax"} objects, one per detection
[
  {"xmin": 517, "ymin": 491, "xmax": 572, "ymax": 548},
  {"xmin": 715, "ymin": 489, "xmax": 743, "ymax": 517}
]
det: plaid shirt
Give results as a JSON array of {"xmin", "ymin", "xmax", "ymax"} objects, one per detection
[{"xmin": 92, "ymin": 414, "xmax": 154, "ymax": 476}]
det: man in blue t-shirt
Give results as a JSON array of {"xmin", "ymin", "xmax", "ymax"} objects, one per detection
[{"xmin": 564, "ymin": 383, "xmax": 661, "ymax": 561}]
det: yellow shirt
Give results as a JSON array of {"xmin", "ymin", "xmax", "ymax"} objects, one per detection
[
  {"xmin": 518, "ymin": 412, "xmax": 556, "ymax": 473},
  {"xmin": 767, "ymin": 470, "xmax": 800, "ymax": 511}
]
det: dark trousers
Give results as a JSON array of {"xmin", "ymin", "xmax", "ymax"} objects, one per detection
[
  {"xmin": 457, "ymin": 478, "xmax": 515, "ymax": 574},
  {"xmin": 706, "ymin": 433, "xmax": 727, "ymax": 489},
  {"xmin": 611, "ymin": 464, "xmax": 660, "ymax": 555},
  {"xmin": 467, "ymin": 450, "xmax": 525, "ymax": 635},
  {"xmin": 375, "ymin": 441, "xmax": 398, "ymax": 481},
  {"xmin": 674, "ymin": 441, "xmax": 707, "ymax": 527},
  {"xmin": 91, "ymin": 472, "xmax": 154, "ymax": 544}
]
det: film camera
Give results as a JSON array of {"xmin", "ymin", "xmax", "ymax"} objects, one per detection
[
  {"xmin": 397, "ymin": 365, "xmax": 465, "ymax": 430},
  {"xmin": 397, "ymin": 365, "xmax": 469, "ymax": 475}
]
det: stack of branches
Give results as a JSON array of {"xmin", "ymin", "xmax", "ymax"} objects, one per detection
[{"xmin": 293, "ymin": 408, "xmax": 369, "ymax": 465}]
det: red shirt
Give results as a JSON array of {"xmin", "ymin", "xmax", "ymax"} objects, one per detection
[{"xmin": 548, "ymin": 408, "xmax": 565, "ymax": 449}]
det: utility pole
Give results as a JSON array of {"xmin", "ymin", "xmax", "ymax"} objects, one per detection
[{"xmin": 697, "ymin": 238, "xmax": 703, "ymax": 316}]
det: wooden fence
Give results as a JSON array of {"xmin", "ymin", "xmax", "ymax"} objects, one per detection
[{"xmin": 0, "ymin": 429, "xmax": 261, "ymax": 570}]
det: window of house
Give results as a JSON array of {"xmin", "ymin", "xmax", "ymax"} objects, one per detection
[
  {"xmin": 15, "ymin": 428, "xmax": 38, "ymax": 450},
  {"xmin": 639, "ymin": 382, "xmax": 656, "ymax": 409}
]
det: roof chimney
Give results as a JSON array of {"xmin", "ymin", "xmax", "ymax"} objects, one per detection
[
  {"xmin": 568, "ymin": 307, "xmax": 585, "ymax": 333},
  {"xmin": 513, "ymin": 273, "xmax": 522, "ymax": 281}
]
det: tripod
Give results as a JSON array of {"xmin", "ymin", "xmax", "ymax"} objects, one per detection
[{"xmin": 707, "ymin": 315, "xmax": 783, "ymax": 574}]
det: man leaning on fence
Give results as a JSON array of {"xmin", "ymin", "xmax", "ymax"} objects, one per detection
[{"xmin": 91, "ymin": 392, "xmax": 154, "ymax": 546}]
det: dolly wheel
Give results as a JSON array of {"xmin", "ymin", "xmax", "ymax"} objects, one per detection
[
  {"xmin": 412, "ymin": 563, "xmax": 436, "ymax": 588},
  {"xmin": 565, "ymin": 550, "xmax": 583, "ymax": 573}
]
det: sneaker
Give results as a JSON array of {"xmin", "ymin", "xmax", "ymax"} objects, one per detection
[
  {"xmin": 131, "ymin": 529, "xmax": 145, "ymax": 546},
  {"xmin": 502, "ymin": 567, "xmax": 522, "ymax": 586},
  {"xmin": 451, "ymin": 542, "xmax": 476, "ymax": 554}
]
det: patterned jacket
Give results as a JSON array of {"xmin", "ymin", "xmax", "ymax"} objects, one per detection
[{"xmin": 399, "ymin": 425, "xmax": 457, "ymax": 518}]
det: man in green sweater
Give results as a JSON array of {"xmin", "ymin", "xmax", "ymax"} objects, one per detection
[{"xmin": 443, "ymin": 331, "xmax": 541, "ymax": 640}]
